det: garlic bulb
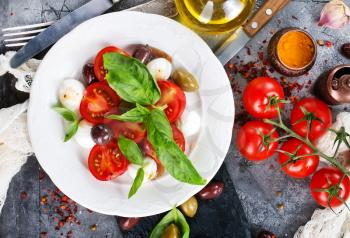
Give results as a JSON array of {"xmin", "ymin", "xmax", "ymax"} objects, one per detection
[
  {"xmin": 314, "ymin": 112, "xmax": 350, "ymax": 163},
  {"xmin": 319, "ymin": 0, "xmax": 350, "ymax": 29}
]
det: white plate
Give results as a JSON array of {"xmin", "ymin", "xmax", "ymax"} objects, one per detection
[{"xmin": 28, "ymin": 11, "xmax": 234, "ymax": 217}]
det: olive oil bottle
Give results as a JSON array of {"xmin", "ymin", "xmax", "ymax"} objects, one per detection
[{"xmin": 175, "ymin": 0, "xmax": 255, "ymax": 33}]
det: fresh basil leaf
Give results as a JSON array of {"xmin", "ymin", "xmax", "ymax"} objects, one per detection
[
  {"xmin": 107, "ymin": 104, "xmax": 150, "ymax": 123},
  {"xmin": 150, "ymin": 208, "xmax": 189, "ymax": 238},
  {"xmin": 52, "ymin": 106, "xmax": 77, "ymax": 122},
  {"xmin": 64, "ymin": 121, "xmax": 79, "ymax": 142},
  {"xmin": 145, "ymin": 109, "xmax": 172, "ymax": 139},
  {"xmin": 104, "ymin": 53, "xmax": 160, "ymax": 105},
  {"xmin": 118, "ymin": 137, "xmax": 144, "ymax": 166},
  {"xmin": 128, "ymin": 167, "xmax": 144, "ymax": 199},
  {"xmin": 145, "ymin": 109, "xmax": 206, "ymax": 185}
]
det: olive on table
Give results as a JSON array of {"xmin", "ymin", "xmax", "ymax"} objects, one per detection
[
  {"xmin": 172, "ymin": 68, "xmax": 199, "ymax": 92},
  {"xmin": 118, "ymin": 217, "xmax": 140, "ymax": 231},
  {"xmin": 161, "ymin": 223, "xmax": 180, "ymax": 238},
  {"xmin": 257, "ymin": 230, "xmax": 276, "ymax": 238},
  {"xmin": 197, "ymin": 181, "xmax": 224, "ymax": 200},
  {"xmin": 82, "ymin": 63, "xmax": 98, "ymax": 85},
  {"xmin": 133, "ymin": 45, "xmax": 152, "ymax": 64},
  {"xmin": 179, "ymin": 196, "xmax": 198, "ymax": 218},
  {"xmin": 91, "ymin": 124, "xmax": 113, "ymax": 145}
]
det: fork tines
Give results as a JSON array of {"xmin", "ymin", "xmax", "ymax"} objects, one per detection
[{"xmin": 2, "ymin": 21, "xmax": 54, "ymax": 48}]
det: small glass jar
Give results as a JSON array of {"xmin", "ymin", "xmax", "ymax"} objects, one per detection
[{"xmin": 268, "ymin": 27, "xmax": 317, "ymax": 77}]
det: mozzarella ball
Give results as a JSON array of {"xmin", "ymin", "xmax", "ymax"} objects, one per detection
[
  {"xmin": 74, "ymin": 120, "xmax": 95, "ymax": 149},
  {"xmin": 58, "ymin": 79, "xmax": 85, "ymax": 112},
  {"xmin": 128, "ymin": 157, "xmax": 158, "ymax": 182},
  {"xmin": 181, "ymin": 111, "xmax": 201, "ymax": 137},
  {"xmin": 146, "ymin": 58, "xmax": 172, "ymax": 80}
]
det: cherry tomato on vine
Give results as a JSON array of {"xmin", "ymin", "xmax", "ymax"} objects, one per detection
[
  {"xmin": 94, "ymin": 46, "xmax": 129, "ymax": 81},
  {"xmin": 236, "ymin": 121, "xmax": 279, "ymax": 161},
  {"xmin": 88, "ymin": 141, "xmax": 128, "ymax": 181},
  {"xmin": 80, "ymin": 82, "xmax": 120, "ymax": 124},
  {"xmin": 156, "ymin": 80, "xmax": 186, "ymax": 123},
  {"xmin": 310, "ymin": 167, "xmax": 350, "ymax": 208},
  {"xmin": 243, "ymin": 77, "xmax": 285, "ymax": 119},
  {"xmin": 278, "ymin": 139, "xmax": 319, "ymax": 178},
  {"xmin": 290, "ymin": 98, "xmax": 332, "ymax": 140}
]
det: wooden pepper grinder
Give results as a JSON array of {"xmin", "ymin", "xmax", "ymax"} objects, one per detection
[{"xmin": 315, "ymin": 65, "xmax": 350, "ymax": 105}]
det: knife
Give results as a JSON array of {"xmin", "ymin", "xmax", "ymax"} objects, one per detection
[
  {"xmin": 9, "ymin": 0, "xmax": 177, "ymax": 69},
  {"xmin": 215, "ymin": 0, "xmax": 290, "ymax": 65}
]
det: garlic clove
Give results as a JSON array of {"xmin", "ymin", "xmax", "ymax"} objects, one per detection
[{"xmin": 319, "ymin": 0, "xmax": 350, "ymax": 29}]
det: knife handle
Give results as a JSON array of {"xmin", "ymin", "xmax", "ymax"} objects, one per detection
[{"xmin": 243, "ymin": 0, "xmax": 290, "ymax": 37}]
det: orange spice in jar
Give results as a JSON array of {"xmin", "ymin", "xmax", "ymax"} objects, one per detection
[
  {"xmin": 268, "ymin": 28, "xmax": 317, "ymax": 77},
  {"xmin": 277, "ymin": 31, "xmax": 315, "ymax": 69}
]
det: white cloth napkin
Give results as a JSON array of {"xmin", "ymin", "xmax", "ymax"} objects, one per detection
[{"xmin": 0, "ymin": 51, "xmax": 348, "ymax": 237}]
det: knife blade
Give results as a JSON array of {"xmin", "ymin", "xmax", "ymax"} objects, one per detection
[
  {"xmin": 215, "ymin": 0, "xmax": 290, "ymax": 65},
  {"xmin": 10, "ymin": 0, "xmax": 117, "ymax": 68}
]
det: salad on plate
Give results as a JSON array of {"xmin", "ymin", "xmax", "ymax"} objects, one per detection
[{"xmin": 53, "ymin": 44, "xmax": 206, "ymax": 198}]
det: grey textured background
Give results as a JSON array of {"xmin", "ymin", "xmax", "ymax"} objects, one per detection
[{"xmin": 1, "ymin": 0, "xmax": 350, "ymax": 237}]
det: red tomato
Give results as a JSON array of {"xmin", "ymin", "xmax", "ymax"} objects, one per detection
[
  {"xmin": 243, "ymin": 77, "xmax": 285, "ymax": 119},
  {"xmin": 110, "ymin": 121, "xmax": 146, "ymax": 143},
  {"xmin": 88, "ymin": 141, "xmax": 128, "ymax": 181},
  {"xmin": 143, "ymin": 124, "xmax": 185, "ymax": 164},
  {"xmin": 80, "ymin": 82, "xmax": 120, "ymax": 124},
  {"xmin": 291, "ymin": 98, "xmax": 332, "ymax": 140},
  {"xmin": 310, "ymin": 167, "xmax": 350, "ymax": 208},
  {"xmin": 156, "ymin": 80, "xmax": 186, "ymax": 123},
  {"xmin": 94, "ymin": 46, "xmax": 129, "ymax": 81},
  {"xmin": 236, "ymin": 121, "xmax": 279, "ymax": 161},
  {"xmin": 278, "ymin": 139, "xmax": 319, "ymax": 178}
]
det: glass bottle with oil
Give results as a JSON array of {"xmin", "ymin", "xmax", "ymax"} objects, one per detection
[{"xmin": 175, "ymin": 0, "xmax": 255, "ymax": 34}]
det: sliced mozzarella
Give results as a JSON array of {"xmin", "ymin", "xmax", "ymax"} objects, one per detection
[
  {"xmin": 58, "ymin": 79, "xmax": 85, "ymax": 113},
  {"xmin": 146, "ymin": 58, "xmax": 172, "ymax": 80},
  {"xmin": 181, "ymin": 111, "xmax": 201, "ymax": 137},
  {"xmin": 74, "ymin": 120, "xmax": 95, "ymax": 149},
  {"xmin": 128, "ymin": 157, "xmax": 158, "ymax": 182}
]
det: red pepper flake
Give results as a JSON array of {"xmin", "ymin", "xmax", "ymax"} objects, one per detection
[
  {"xmin": 58, "ymin": 220, "xmax": 65, "ymax": 228},
  {"xmin": 39, "ymin": 170, "xmax": 46, "ymax": 181},
  {"xmin": 325, "ymin": 41, "xmax": 332, "ymax": 48},
  {"xmin": 258, "ymin": 52, "xmax": 264, "ymax": 61},
  {"xmin": 61, "ymin": 195, "xmax": 69, "ymax": 203},
  {"xmin": 40, "ymin": 232, "xmax": 47, "ymax": 237},
  {"xmin": 86, "ymin": 208, "xmax": 93, "ymax": 213},
  {"xmin": 20, "ymin": 191, "xmax": 27, "ymax": 200},
  {"xmin": 40, "ymin": 195, "xmax": 48, "ymax": 205}
]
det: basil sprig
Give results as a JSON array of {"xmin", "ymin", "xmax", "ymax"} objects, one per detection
[
  {"xmin": 104, "ymin": 53, "xmax": 160, "ymax": 105},
  {"xmin": 107, "ymin": 104, "xmax": 150, "ymax": 123},
  {"xmin": 118, "ymin": 137, "xmax": 145, "ymax": 198},
  {"xmin": 150, "ymin": 208, "xmax": 189, "ymax": 238},
  {"xmin": 145, "ymin": 109, "xmax": 206, "ymax": 185},
  {"xmin": 52, "ymin": 106, "xmax": 79, "ymax": 142}
]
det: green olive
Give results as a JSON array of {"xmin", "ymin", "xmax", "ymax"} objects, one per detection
[
  {"xmin": 161, "ymin": 223, "xmax": 180, "ymax": 238},
  {"xmin": 179, "ymin": 196, "xmax": 198, "ymax": 218},
  {"xmin": 172, "ymin": 68, "xmax": 199, "ymax": 92}
]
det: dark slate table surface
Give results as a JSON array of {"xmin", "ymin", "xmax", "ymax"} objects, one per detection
[{"xmin": 1, "ymin": 0, "xmax": 350, "ymax": 237}]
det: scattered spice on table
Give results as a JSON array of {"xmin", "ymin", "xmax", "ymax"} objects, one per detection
[{"xmin": 20, "ymin": 191, "xmax": 27, "ymax": 200}]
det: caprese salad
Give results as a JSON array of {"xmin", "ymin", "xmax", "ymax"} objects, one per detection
[{"xmin": 53, "ymin": 44, "xmax": 206, "ymax": 198}]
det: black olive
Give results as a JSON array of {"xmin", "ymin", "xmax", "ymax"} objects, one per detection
[
  {"xmin": 91, "ymin": 124, "xmax": 113, "ymax": 145},
  {"xmin": 82, "ymin": 63, "xmax": 98, "ymax": 85},
  {"xmin": 133, "ymin": 45, "xmax": 151, "ymax": 64}
]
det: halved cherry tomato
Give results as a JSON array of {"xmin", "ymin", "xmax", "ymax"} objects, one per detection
[
  {"xmin": 80, "ymin": 82, "xmax": 120, "ymax": 124},
  {"xmin": 236, "ymin": 121, "xmax": 279, "ymax": 161},
  {"xmin": 243, "ymin": 77, "xmax": 285, "ymax": 119},
  {"xmin": 88, "ymin": 141, "xmax": 128, "ymax": 181},
  {"xmin": 143, "ymin": 124, "xmax": 185, "ymax": 164},
  {"xmin": 156, "ymin": 80, "xmax": 186, "ymax": 123},
  {"xmin": 310, "ymin": 167, "xmax": 350, "ymax": 208},
  {"xmin": 291, "ymin": 98, "xmax": 332, "ymax": 140},
  {"xmin": 94, "ymin": 46, "xmax": 129, "ymax": 81},
  {"xmin": 110, "ymin": 121, "xmax": 146, "ymax": 143},
  {"xmin": 278, "ymin": 139, "xmax": 319, "ymax": 178}
]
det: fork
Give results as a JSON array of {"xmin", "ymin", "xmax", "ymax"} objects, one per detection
[{"xmin": 2, "ymin": 21, "xmax": 55, "ymax": 48}]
